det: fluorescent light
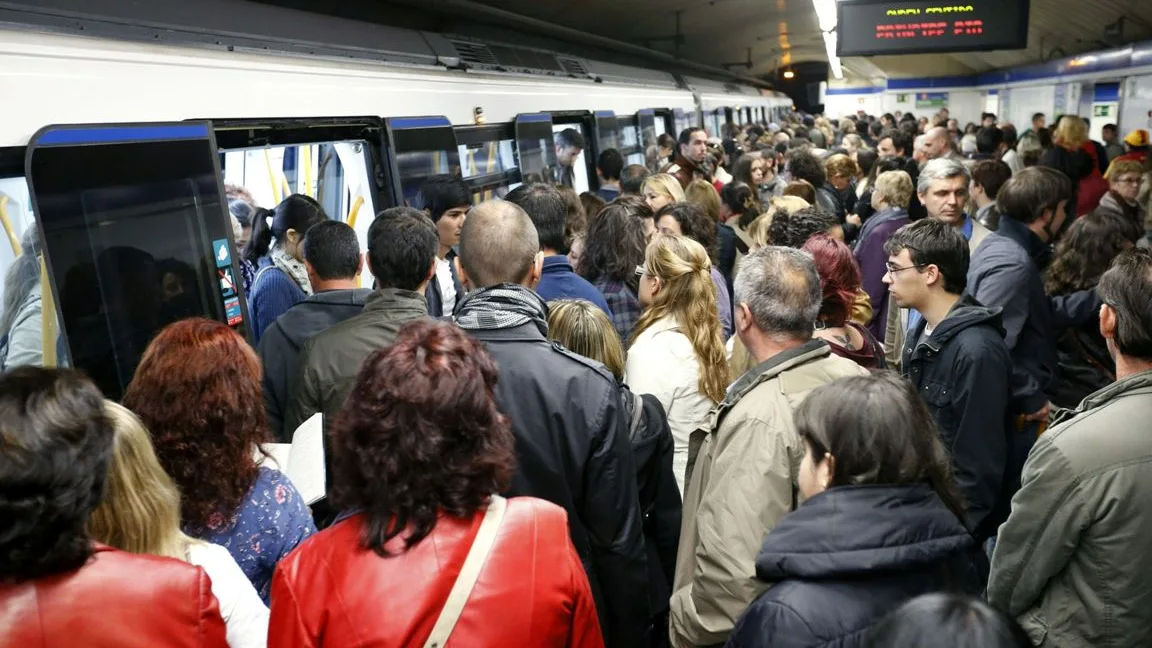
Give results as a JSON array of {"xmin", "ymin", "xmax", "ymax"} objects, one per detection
[
  {"xmin": 824, "ymin": 31, "xmax": 843, "ymax": 79},
  {"xmin": 783, "ymin": 70, "xmax": 796, "ymax": 79}
]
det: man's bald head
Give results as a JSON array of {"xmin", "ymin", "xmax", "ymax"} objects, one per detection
[
  {"xmin": 459, "ymin": 200, "xmax": 541, "ymax": 288},
  {"xmin": 924, "ymin": 126, "xmax": 954, "ymax": 159}
]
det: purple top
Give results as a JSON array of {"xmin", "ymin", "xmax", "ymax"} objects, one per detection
[{"xmin": 854, "ymin": 208, "xmax": 910, "ymax": 340}]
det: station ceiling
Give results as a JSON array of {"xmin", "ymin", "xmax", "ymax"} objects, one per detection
[{"xmin": 471, "ymin": 0, "xmax": 1151, "ymax": 80}]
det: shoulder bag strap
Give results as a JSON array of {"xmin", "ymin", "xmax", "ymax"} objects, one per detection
[{"xmin": 423, "ymin": 495, "xmax": 508, "ymax": 648}]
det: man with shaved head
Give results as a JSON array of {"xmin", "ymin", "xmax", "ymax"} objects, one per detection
[
  {"xmin": 923, "ymin": 126, "xmax": 962, "ymax": 164},
  {"xmin": 454, "ymin": 199, "xmax": 650, "ymax": 648}
]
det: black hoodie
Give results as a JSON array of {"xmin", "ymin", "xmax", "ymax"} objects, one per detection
[
  {"xmin": 257, "ymin": 288, "xmax": 371, "ymax": 441},
  {"xmin": 726, "ymin": 484, "xmax": 982, "ymax": 648},
  {"xmin": 901, "ymin": 293, "xmax": 1013, "ymax": 540}
]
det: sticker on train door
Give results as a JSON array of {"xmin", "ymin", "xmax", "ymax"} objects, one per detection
[
  {"xmin": 224, "ymin": 296, "xmax": 243, "ymax": 326},
  {"xmin": 213, "ymin": 239, "xmax": 232, "ymax": 268}
]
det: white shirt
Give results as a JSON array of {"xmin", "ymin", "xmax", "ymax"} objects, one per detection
[
  {"xmin": 1001, "ymin": 149, "xmax": 1024, "ymax": 175},
  {"xmin": 188, "ymin": 542, "xmax": 269, "ymax": 648},
  {"xmin": 435, "ymin": 256, "xmax": 456, "ymax": 310},
  {"xmin": 625, "ymin": 316, "xmax": 716, "ymax": 494}
]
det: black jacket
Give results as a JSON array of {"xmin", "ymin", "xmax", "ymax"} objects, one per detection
[
  {"xmin": 621, "ymin": 385, "xmax": 681, "ymax": 619},
  {"xmin": 902, "ymin": 294, "xmax": 1013, "ymax": 540},
  {"xmin": 467, "ymin": 323, "xmax": 650, "ymax": 648},
  {"xmin": 968, "ymin": 217, "xmax": 1100, "ymax": 415},
  {"xmin": 1049, "ymin": 321, "xmax": 1114, "ymax": 409},
  {"xmin": 256, "ymin": 288, "xmax": 371, "ymax": 442},
  {"xmin": 425, "ymin": 249, "xmax": 463, "ymax": 318},
  {"xmin": 726, "ymin": 484, "xmax": 983, "ymax": 648}
]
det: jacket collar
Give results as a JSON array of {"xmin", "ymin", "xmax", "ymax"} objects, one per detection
[
  {"xmin": 541, "ymin": 255, "xmax": 575, "ymax": 274},
  {"xmin": 463, "ymin": 320, "xmax": 546, "ymax": 343},
  {"xmin": 1054, "ymin": 369, "xmax": 1152, "ymax": 426},
  {"xmin": 907, "ymin": 294, "xmax": 1003, "ymax": 359},
  {"xmin": 995, "ymin": 216, "xmax": 1050, "ymax": 265},
  {"xmin": 305, "ymin": 287, "xmax": 373, "ymax": 306},
  {"xmin": 364, "ymin": 288, "xmax": 429, "ymax": 316},
  {"xmin": 857, "ymin": 206, "xmax": 908, "ymax": 243},
  {"xmin": 726, "ymin": 338, "xmax": 830, "ymax": 404}
]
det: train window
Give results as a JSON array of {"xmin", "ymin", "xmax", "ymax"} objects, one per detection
[
  {"xmin": 455, "ymin": 123, "xmax": 522, "ymax": 204},
  {"xmin": 514, "ymin": 114, "xmax": 558, "ymax": 185},
  {"xmin": 674, "ymin": 109, "xmax": 689, "ymax": 137},
  {"xmin": 638, "ymin": 110, "xmax": 661, "ymax": 174},
  {"xmin": 26, "ymin": 122, "xmax": 241, "ymax": 400},
  {"xmin": 0, "ymin": 174, "xmax": 68, "ymax": 371},
  {"xmin": 551, "ymin": 123, "xmax": 590, "ymax": 193},
  {"xmin": 385, "ymin": 117, "xmax": 461, "ymax": 206},
  {"xmin": 459, "ymin": 139, "xmax": 517, "ymax": 178},
  {"xmin": 595, "ymin": 111, "xmax": 620, "ymax": 153},
  {"xmin": 618, "ymin": 116, "xmax": 644, "ymax": 167}
]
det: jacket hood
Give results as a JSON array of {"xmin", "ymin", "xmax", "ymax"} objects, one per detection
[
  {"xmin": 924, "ymin": 293, "xmax": 1005, "ymax": 346},
  {"xmin": 275, "ymin": 288, "xmax": 372, "ymax": 347},
  {"xmin": 755, "ymin": 483, "xmax": 973, "ymax": 581}
]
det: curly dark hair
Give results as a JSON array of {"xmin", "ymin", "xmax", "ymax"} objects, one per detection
[
  {"xmin": 787, "ymin": 150, "xmax": 827, "ymax": 187},
  {"xmin": 0, "ymin": 367, "xmax": 112, "ymax": 582},
  {"xmin": 1044, "ymin": 211, "xmax": 1135, "ymax": 296},
  {"xmin": 577, "ymin": 197, "xmax": 651, "ymax": 293},
  {"xmin": 769, "ymin": 206, "xmax": 840, "ymax": 249},
  {"xmin": 655, "ymin": 202, "xmax": 719, "ymax": 265},
  {"xmin": 330, "ymin": 320, "xmax": 515, "ymax": 556},
  {"xmin": 122, "ymin": 318, "xmax": 267, "ymax": 533}
]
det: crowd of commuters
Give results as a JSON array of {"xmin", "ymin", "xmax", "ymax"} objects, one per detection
[{"xmin": 4, "ymin": 105, "xmax": 1152, "ymax": 648}]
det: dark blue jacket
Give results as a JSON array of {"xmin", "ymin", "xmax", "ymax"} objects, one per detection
[
  {"xmin": 249, "ymin": 260, "xmax": 306, "ymax": 345},
  {"xmin": 537, "ymin": 255, "xmax": 613, "ymax": 316},
  {"xmin": 967, "ymin": 217, "xmax": 1099, "ymax": 415},
  {"xmin": 425, "ymin": 249, "xmax": 463, "ymax": 318},
  {"xmin": 726, "ymin": 484, "xmax": 982, "ymax": 648},
  {"xmin": 902, "ymin": 294, "xmax": 1012, "ymax": 540},
  {"xmin": 257, "ymin": 288, "xmax": 371, "ymax": 442}
]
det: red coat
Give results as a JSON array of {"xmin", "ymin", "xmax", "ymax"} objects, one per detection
[
  {"xmin": 0, "ymin": 544, "xmax": 228, "ymax": 648},
  {"xmin": 269, "ymin": 497, "xmax": 604, "ymax": 648}
]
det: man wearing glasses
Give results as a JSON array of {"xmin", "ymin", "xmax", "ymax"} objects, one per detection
[{"xmin": 883, "ymin": 218, "xmax": 1012, "ymax": 545}]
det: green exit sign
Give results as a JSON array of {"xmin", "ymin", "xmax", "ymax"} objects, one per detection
[
  {"xmin": 1093, "ymin": 105, "xmax": 1112, "ymax": 118},
  {"xmin": 897, "ymin": 93, "xmax": 908, "ymax": 103}
]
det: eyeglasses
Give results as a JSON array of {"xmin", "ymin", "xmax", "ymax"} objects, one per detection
[{"xmin": 885, "ymin": 261, "xmax": 927, "ymax": 276}]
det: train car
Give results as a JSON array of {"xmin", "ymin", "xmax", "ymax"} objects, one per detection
[{"xmin": 0, "ymin": 11, "xmax": 791, "ymax": 398}]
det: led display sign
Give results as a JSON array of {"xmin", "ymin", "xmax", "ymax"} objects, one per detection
[{"xmin": 837, "ymin": 1, "xmax": 1029, "ymax": 56}]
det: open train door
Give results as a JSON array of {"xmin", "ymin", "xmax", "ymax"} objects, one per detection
[
  {"xmin": 514, "ymin": 113, "xmax": 559, "ymax": 186},
  {"xmin": 25, "ymin": 121, "xmax": 243, "ymax": 399}
]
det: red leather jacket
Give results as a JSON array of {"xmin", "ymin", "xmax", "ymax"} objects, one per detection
[
  {"xmin": 269, "ymin": 497, "xmax": 604, "ymax": 648},
  {"xmin": 0, "ymin": 544, "xmax": 228, "ymax": 648}
]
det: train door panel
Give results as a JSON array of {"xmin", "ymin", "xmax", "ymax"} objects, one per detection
[
  {"xmin": 455, "ymin": 122, "xmax": 521, "ymax": 203},
  {"xmin": 637, "ymin": 109, "xmax": 661, "ymax": 173},
  {"xmin": 1119, "ymin": 76, "xmax": 1152, "ymax": 135},
  {"xmin": 25, "ymin": 121, "xmax": 241, "ymax": 399},
  {"xmin": 594, "ymin": 111, "xmax": 620, "ymax": 155},
  {"xmin": 383, "ymin": 116, "xmax": 461, "ymax": 208},
  {"xmin": 514, "ymin": 113, "xmax": 559, "ymax": 186},
  {"xmin": 618, "ymin": 115, "xmax": 644, "ymax": 168},
  {"xmin": 548, "ymin": 111, "xmax": 595, "ymax": 194}
]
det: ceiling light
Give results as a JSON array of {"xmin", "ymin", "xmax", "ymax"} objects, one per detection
[
  {"xmin": 783, "ymin": 70, "xmax": 795, "ymax": 79},
  {"xmin": 813, "ymin": 0, "xmax": 838, "ymax": 32},
  {"xmin": 823, "ymin": 31, "xmax": 843, "ymax": 80}
]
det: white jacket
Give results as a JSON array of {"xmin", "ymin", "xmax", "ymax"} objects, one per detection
[
  {"xmin": 625, "ymin": 316, "xmax": 716, "ymax": 494},
  {"xmin": 188, "ymin": 541, "xmax": 269, "ymax": 648}
]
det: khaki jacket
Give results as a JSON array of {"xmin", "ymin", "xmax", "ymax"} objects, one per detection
[
  {"xmin": 989, "ymin": 370, "xmax": 1152, "ymax": 648},
  {"xmin": 669, "ymin": 340, "xmax": 868, "ymax": 647}
]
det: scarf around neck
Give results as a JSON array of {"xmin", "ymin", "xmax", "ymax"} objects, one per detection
[
  {"xmin": 454, "ymin": 284, "xmax": 548, "ymax": 336},
  {"xmin": 271, "ymin": 243, "xmax": 313, "ymax": 295}
]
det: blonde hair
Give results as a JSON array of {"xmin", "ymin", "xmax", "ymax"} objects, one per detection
[
  {"xmin": 746, "ymin": 195, "xmax": 810, "ymax": 248},
  {"xmin": 1105, "ymin": 159, "xmax": 1145, "ymax": 182},
  {"xmin": 873, "ymin": 170, "xmax": 914, "ymax": 209},
  {"xmin": 747, "ymin": 213, "xmax": 774, "ymax": 249},
  {"xmin": 88, "ymin": 402, "xmax": 192, "ymax": 561},
  {"xmin": 1053, "ymin": 115, "xmax": 1088, "ymax": 150},
  {"xmin": 685, "ymin": 179, "xmax": 722, "ymax": 222},
  {"xmin": 547, "ymin": 299, "xmax": 626, "ymax": 380},
  {"xmin": 824, "ymin": 153, "xmax": 860, "ymax": 180},
  {"xmin": 631, "ymin": 234, "xmax": 729, "ymax": 402},
  {"xmin": 643, "ymin": 173, "xmax": 686, "ymax": 203}
]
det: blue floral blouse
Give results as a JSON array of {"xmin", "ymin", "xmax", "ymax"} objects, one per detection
[{"xmin": 186, "ymin": 466, "xmax": 316, "ymax": 603}]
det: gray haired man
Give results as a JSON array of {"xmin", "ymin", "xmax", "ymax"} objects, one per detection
[
  {"xmin": 918, "ymin": 157, "xmax": 990, "ymax": 252},
  {"xmin": 670, "ymin": 247, "xmax": 868, "ymax": 647}
]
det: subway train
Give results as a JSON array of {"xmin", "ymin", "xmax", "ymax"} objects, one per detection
[{"xmin": 0, "ymin": 13, "xmax": 791, "ymax": 399}]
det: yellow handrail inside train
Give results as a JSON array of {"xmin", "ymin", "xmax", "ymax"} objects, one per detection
[
  {"xmin": 0, "ymin": 196, "xmax": 21, "ymax": 257},
  {"xmin": 263, "ymin": 149, "xmax": 283, "ymax": 204},
  {"xmin": 301, "ymin": 145, "xmax": 313, "ymax": 197},
  {"xmin": 347, "ymin": 195, "xmax": 365, "ymax": 231},
  {"xmin": 40, "ymin": 256, "xmax": 57, "ymax": 367}
]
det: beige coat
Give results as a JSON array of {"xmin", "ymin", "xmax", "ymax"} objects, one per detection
[{"xmin": 669, "ymin": 340, "xmax": 869, "ymax": 647}]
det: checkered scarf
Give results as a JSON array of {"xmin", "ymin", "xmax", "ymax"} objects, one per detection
[{"xmin": 454, "ymin": 284, "xmax": 549, "ymax": 336}]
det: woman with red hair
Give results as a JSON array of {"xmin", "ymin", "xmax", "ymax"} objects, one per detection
[
  {"xmin": 123, "ymin": 318, "xmax": 315, "ymax": 603},
  {"xmin": 269, "ymin": 319, "xmax": 603, "ymax": 648},
  {"xmin": 802, "ymin": 234, "xmax": 886, "ymax": 370}
]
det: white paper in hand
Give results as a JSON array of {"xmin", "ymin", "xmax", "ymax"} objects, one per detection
[{"xmin": 257, "ymin": 412, "xmax": 326, "ymax": 505}]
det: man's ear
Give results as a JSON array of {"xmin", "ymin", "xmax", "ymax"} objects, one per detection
[
  {"xmin": 1100, "ymin": 302, "xmax": 1118, "ymax": 341},
  {"xmin": 454, "ymin": 256, "xmax": 471, "ymax": 292},
  {"xmin": 354, "ymin": 254, "xmax": 364, "ymax": 278},
  {"xmin": 527, "ymin": 250, "xmax": 544, "ymax": 289}
]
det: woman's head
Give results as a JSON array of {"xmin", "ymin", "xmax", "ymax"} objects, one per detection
[
  {"xmin": 802, "ymin": 233, "xmax": 861, "ymax": 328},
  {"xmin": 872, "ymin": 170, "xmax": 914, "ymax": 211},
  {"xmin": 122, "ymin": 318, "xmax": 266, "ymax": 533},
  {"xmin": 720, "ymin": 182, "xmax": 762, "ymax": 229},
  {"xmin": 794, "ymin": 372, "xmax": 964, "ymax": 521},
  {"xmin": 866, "ymin": 594, "xmax": 1031, "ymax": 648},
  {"xmin": 1044, "ymin": 211, "xmax": 1138, "ymax": 295},
  {"xmin": 556, "ymin": 185, "xmax": 587, "ymax": 253},
  {"xmin": 243, "ymin": 194, "xmax": 328, "ymax": 264},
  {"xmin": 330, "ymin": 320, "xmax": 515, "ymax": 555},
  {"xmin": 824, "ymin": 154, "xmax": 860, "ymax": 191},
  {"xmin": 88, "ymin": 402, "xmax": 186, "ymax": 560},
  {"xmin": 579, "ymin": 191, "xmax": 608, "ymax": 226},
  {"xmin": 1052, "ymin": 115, "xmax": 1088, "ymax": 151},
  {"xmin": 642, "ymin": 174, "xmax": 685, "ymax": 213},
  {"xmin": 0, "ymin": 367, "xmax": 111, "ymax": 582},
  {"xmin": 228, "ymin": 199, "xmax": 256, "ymax": 250},
  {"xmin": 733, "ymin": 154, "xmax": 766, "ymax": 188},
  {"xmin": 783, "ymin": 179, "xmax": 817, "ymax": 204},
  {"xmin": 634, "ymin": 234, "xmax": 729, "ymax": 402},
  {"xmin": 655, "ymin": 202, "xmax": 719, "ymax": 265},
  {"xmin": 0, "ymin": 226, "xmax": 41, "ymax": 338},
  {"xmin": 1105, "ymin": 159, "xmax": 1145, "ymax": 203},
  {"xmin": 576, "ymin": 199, "xmax": 651, "ymax": 290},
  {"xmin": 684, "ymin": 179, "xmax": 723, "ymax": 223},
  {"xmin": 547, "ymin": 299, "xmax": 626, "ymax": 380}
]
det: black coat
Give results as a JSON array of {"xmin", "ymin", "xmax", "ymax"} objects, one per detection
[
  {"xmin": 467, "ymin": 323, "xmax": 650, "ymax": 648},
  {"xmin": 621, "ymin": 386, "xmax": 682, "ymax": 617},
  {"xmin": 902, "ymin": 294, "xmax": 1013, "ymax": 540},
  {"xmin": 726, "ymin": 484, "xmax": 983, "ymax": 648}
]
